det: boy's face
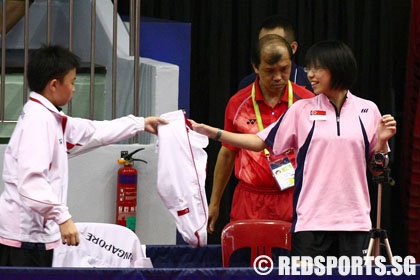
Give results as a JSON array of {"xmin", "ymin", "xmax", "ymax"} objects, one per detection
[{"xmin": 54, "ymin": 68, "xmax": 76, "ymax": 107}]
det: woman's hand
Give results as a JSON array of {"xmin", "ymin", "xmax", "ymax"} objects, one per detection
[{"xmin": 376, "ymin": 114, "xmax": 397, "ymax": 151}]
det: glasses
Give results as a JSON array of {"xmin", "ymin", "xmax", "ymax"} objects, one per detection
[{"xmin": 304, "ymin": 66, "xmax": 325, "ymax": 73}]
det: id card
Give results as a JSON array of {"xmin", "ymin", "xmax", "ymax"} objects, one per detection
[{"xmin": 269, "ymin": 156, "xmax": 295, "ymax": 191}]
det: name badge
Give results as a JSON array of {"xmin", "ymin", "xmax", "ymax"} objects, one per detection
[
  {"xmin": 310, "ymin": 110, "xmax": 327, "ymax": 121},
  {"xmin": 269, "ymin": 156, "xmax": 295, "ymax": 191}
]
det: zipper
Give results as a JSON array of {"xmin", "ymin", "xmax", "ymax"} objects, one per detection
[
  {"xmin": 336, "ymin": 115, "xmax": 340, "ymax": 136},
  {"xmin": 330, "ymin": 101, "xmax": 341, "ymax": 136}
]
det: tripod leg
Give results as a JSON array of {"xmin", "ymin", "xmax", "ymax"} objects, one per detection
[
  {"xmin": 383, "ymin": 237, "xmax": 394, "ymax": 265},
  {"xmin": 365, "ymin": 237, "xmax": 375, "ymax": 265}
]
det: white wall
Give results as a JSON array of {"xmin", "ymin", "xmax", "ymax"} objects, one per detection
[{"xmin": 0, "ymin": 144, "xmax": 177, "ymax": 245}]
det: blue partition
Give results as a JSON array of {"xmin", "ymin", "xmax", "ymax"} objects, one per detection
[{"xmin": 140, "ymin": 17, "xmax": 191, "ymax": 116}]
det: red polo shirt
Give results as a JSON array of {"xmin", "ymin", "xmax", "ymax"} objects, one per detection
[{"xmin": 223, "ymin": 77, "xmax": 314, "ymax": 221}]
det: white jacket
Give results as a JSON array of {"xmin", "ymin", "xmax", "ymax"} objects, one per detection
[
  {"xmin": 0, "ymin": 92, "xmax": 145, "ymax": 245},
  {"xmin": 157, "ymin": 110, "xmax": 209, "ymax": 246}
]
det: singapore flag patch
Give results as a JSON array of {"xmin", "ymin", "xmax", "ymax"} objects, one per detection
[{"xmin": 309, "ymin": 110, "xmax": 327, "ymax": 121}]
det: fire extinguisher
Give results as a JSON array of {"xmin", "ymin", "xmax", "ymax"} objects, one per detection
[{"xmin": 116, "ymin": 148, "xmax": 147, "ymax": 231}]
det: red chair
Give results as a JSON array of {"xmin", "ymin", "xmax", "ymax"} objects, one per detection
[{"xmin": 221, "ymin": 219, "xmax": 292, "ymax": 267}]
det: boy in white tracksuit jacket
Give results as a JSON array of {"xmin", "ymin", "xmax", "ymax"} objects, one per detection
[{"xmin": 0, "ymin": 45, "xmax": 167, "ymax": 267}]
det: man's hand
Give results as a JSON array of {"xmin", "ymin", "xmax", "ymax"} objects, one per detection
[{"xmin": 207, "ymin": 203, "xmax": 220, "ymax": 234}]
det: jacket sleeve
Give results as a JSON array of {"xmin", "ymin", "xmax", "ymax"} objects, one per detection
[{"xmin": 66, "ymin": 115, "xmax": 145, "ymax": 157}]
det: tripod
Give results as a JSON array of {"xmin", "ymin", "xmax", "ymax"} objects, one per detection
[{"xmin": 365, "ymin": 168, "xmax": 395, "ymax": 265}]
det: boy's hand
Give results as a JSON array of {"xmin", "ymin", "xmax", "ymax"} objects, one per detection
[
  {"xmin": 144, "ymin": 117, "xmax": 168, "ymax": 134},
  {"xmin": 59, "ymin": 219, "xmax": 80, "ymax": 246}
]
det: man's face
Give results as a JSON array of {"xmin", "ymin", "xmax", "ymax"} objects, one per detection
[{"xmin": 253, "ymin": 43, "xmax": 292, "ymax": 96}]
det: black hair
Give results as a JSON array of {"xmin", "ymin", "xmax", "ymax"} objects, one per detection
[
  {"xmin": 259, "ymin": 15, "xmax": 296, "ymax": 43},
  {"xmin": 27, "ymin": 45, "xmax": 80, "ymax": 93},
  {"xmin": 305, "ymin": 40, "xmax": 357, "ymax": 90},
  {"xmin": 251, "ymin": 34, "xmax": 293, "ymax": 68}
]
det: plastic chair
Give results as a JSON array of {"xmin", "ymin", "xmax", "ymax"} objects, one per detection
[
  {"xmin": 221, "ymin": 219, "xmax": 292, "ymax": 267},
  {"xmin": 52, "ymin": 223, "xmax": 153, "ymax": 268}
]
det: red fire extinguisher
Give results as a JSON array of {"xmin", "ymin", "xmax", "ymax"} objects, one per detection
[{"xmin": 116, "ymin": 148, "xmax": 147, "ymax": 231}]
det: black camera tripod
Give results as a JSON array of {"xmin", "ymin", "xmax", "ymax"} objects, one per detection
[{"xmin": 365, "ymin": 168, "xmax": 395, "ymax": 265}]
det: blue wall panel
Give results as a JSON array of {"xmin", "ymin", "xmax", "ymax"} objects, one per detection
[{"xmin": 140, "ymin": 17, "xmax": 191, "ymax": 116}]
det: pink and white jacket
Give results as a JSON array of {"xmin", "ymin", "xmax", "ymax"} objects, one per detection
[{"xmin": 0, "ymin": 92, "xmax": 146, "ymax": 247}]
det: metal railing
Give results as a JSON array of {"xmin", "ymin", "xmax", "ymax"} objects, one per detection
[{"xmin": 0, "ymin": 0, "xmax": 140, "ymax": 126}]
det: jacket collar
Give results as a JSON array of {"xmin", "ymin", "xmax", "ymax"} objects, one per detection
[{"xmin": 29, "ymin": 92, "xmax": 63, "ymax": 114}]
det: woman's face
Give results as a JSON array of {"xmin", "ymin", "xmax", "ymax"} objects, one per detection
[{"xmin": 306, "ymin": 64, "xmax": 331, "ymax": 95}]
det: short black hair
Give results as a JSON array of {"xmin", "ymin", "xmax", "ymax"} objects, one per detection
[
  {"xmin": 251, "ymin": 34, "xmax": 293, "ymax": 68},
  {"xmin": 27, "ymin": 45, "xmax": 80, "ymax": 93},
  {"xmin": 259, "ymin": 15, "xmax": 296, "ymax": 43},
  {"xmin": 305, "ymin": 40, "xmax": 357, "ymax": 90}
]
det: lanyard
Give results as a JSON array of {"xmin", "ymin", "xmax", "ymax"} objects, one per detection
[{"xmin": 252, "ymin": 80, "xmax": 293, "ymax": 158}]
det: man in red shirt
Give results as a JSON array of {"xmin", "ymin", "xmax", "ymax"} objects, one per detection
[{"xmin": 207, "ymin": 34, "xmax": 314, "ymax": 234}]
